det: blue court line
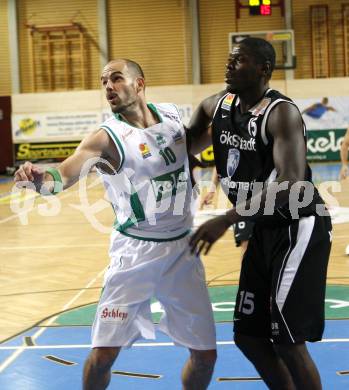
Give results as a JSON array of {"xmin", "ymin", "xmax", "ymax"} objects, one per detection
[
  {"xmin": 2, "ymin": 319, "xmax": 349, "ymax": 348},
  {"xmin": 0, "ymin": 321, "xmax": 348, "ymax": 390}
]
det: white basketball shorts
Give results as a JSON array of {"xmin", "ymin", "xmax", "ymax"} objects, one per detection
[{"xmin": 91, "ymin": 231, "xmax": 216, "ymax": 350}]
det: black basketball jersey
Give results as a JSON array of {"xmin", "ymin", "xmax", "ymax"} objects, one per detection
[{"xmin": 211, "ymin": 88, "xmax": 320, "ymax": 224}]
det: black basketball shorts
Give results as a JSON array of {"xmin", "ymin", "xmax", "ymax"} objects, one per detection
[
  {"xmin": 233, "ymin": 221, "xmax": 254, "ymax": 247},
  {"xmin": 233, "ymin": 214, "xmax": 332, "ymax": 344}
]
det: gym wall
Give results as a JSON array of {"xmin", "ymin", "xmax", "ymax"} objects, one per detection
[
  {"xmin": 16, "ymin": 0, "xmax": 100, "ymax": 92},
  {"xmin": 107, "ymin": 0, "xmax": 193, "ymax": 86},
  {"xmin": 0, "ymin": 0, "xmax": 11, "ymax": 96},
  {"xmin": 1, "ymin": 0, "xmax": 348, "ymax": 96}
]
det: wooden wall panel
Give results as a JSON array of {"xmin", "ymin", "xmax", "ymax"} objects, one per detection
[
  {"xmin": 198, "ymin": 0, "xmax": 237, "ymax": 84},
  {"xmin": 0, "ymin": 1, "xmax": 11, "ymax": 96},
  {"xmin": 107, "ymin": 0, "xmax": 192, "ymax": 86},
  {"xmin": 17, "ymin": 0, "xmax": 100, "ymax": 92},
  {"xmin": 2, "ymin": 0, "xmax": 347, "ymax": 95},
  {"xmin": 292, "ymin": 0, "xmax": 345, "ymax": 78}
]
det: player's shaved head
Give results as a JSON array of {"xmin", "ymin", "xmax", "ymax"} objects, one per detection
[{"xmin": 106, "ymin": 59, "xmax": 145, "ymax": 79}]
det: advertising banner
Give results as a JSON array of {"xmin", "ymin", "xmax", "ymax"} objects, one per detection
[
  {"xmin": 14, "ymin": 142, "xmax": 80, "ymax": 161},
  {"xmin": 12, "ymin": 104, "xmax": 193, "ymax": 163},
  {"xmin": 12, "ymin": 105, "xmax": 193, "ymax": 143},
  {"xmin": 295, "ymin": 96, "xmax": 349, "ymax": 131},
  {"xmin": 306, "ymin": 128, "xmax": 347, "ymax": 161},
  {"xmin": 12, "ymin": 112, "xmax": 102, "ymax": 142}
]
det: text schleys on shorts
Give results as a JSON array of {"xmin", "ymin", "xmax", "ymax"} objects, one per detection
[{"xmin": 100, "ymin": 305, "xmax": 129, "ymax": 323}]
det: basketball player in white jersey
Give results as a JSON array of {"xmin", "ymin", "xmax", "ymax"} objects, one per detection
[{"xmin": 14, "ymin": 59, "xmax": 216, "ymax": 390}]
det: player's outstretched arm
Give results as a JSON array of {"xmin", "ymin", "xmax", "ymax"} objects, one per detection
[
  {"xmin": 186, "ymin": 92, "xmax": 225, "ymax": 155},
  {"xmin": 14, "ymin": 129, "xmax": 118, "ymax": 194}
]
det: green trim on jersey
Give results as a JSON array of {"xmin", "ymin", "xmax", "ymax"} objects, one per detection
[
  {"xmin": 113, "ymin": 103, "xmax": 163, "ymax": 126},
  {"xmin": 147, "ymin": 103, "xmax": 163, "ymax": 123},
  {"xmin": 100, "ymin": 125, "xmax": 125, "ymax": 172},
  {"xmin": 114, "ymin": 190, "xmax": 146, "ymax": 232},
  {"xmin": 118, "ymin": 229, "xmax": 190, "ymax": 242},
  {"xmin": 113, "ymin": 113, "xmax": 126, "ymax": 123}
]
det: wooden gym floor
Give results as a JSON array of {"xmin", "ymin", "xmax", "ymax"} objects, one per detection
[{"xmin": 0, "ymin": 164, "xmax": 348, "ymax": 346}]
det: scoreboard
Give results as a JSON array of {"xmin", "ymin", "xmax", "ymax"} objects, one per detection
[{"xmin": 249, "ymin": 0, "xmax": 272, "ymax": 16}]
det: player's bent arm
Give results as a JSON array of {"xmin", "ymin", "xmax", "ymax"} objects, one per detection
[
  {"xmin": 225, "ymin": 103, "xmax": 307, "ymax": 224},
  {"xmin": 187, "ymin": 92, "xmax": 225, "ymax": 154},
  {"xmin": 189, "ymin": 103, "xmax": 307, "ymax": 253},
  {"xmin": 268, "ymin": 102, "xmax": 307, "ymax": 185}
]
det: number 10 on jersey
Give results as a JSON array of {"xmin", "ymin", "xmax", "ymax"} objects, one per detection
[{"xmin": 159, "ymin": 147, "xmax": 177, "ymax": 166}]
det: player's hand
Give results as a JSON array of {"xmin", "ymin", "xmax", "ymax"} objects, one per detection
[
  {"xmin": 200, "ymin": 190, "xmax": 215, "ymax": 208},
  {"xmin": 14, "ymin": 162, "xmax": 44, "ymax": 190},
  {"xmin": 190, "ymin": 215, "xmax": 232, "ymax": 255},
  {"xmin": 339, "ymin": 165, "xmax": 349, "ymax": 180}
]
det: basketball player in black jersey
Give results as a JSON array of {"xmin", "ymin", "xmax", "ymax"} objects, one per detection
[{"xmin": 187, "ymin": 38, "xmax": 332, "ymax": 389}]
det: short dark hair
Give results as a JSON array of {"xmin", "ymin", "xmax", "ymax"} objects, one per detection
[
  {"xmin": 122, "ymin": 59, "xmax": 145, "ymax": 79},
  {"xmin": 240, "ymin": 37, "xmax": 276, "ymax": 76}
]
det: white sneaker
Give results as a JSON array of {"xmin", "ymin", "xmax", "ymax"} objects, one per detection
[{"xmin": 345, "ymin": 244, "xmax": 349, "ymax": 255}]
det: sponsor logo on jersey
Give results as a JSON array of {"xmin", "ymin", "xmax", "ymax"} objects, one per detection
[
  {"xmin": 122, "ymin": 128, "xmax": 134, "ymax": 140},
  {"xmin": 151, "ymin": 165, "xmax": 186, "ymax": 202},
  {"xmin": 227, "ymin": 148, "xmax": 240, "ymax": 176},
  {"xmin": 220, "ymin": 131, "xmax": 256, "ymax": 151},
  {"xmin": 100, "ymin": 305, "xmax": 128, "ymax": 323},
  {"xmin": 250, "ymin": 97, "xmax": 271, "ymax": 116},
  {"xmin": 220, "ymin": 177, "xmax": 256, "ymax": 191},
  {"xmin": 139, "ymin": 143, "xmax": 152, "ymax": 158},
  {"xmin": 155, "ymin": 133, "xmax": 166, "ymax": 146},
  {"xmin": 171, "ymin": 129, "xmax": 184, "ymax": 144},
  {"xmin": 163, "ymin": 112, "xmax": 181, "ymax": 124},
  {"xmin": 222, "ymin": 94, "xmax": 234, "ymax": 111}
]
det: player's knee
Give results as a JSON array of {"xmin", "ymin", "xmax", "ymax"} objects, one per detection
[
  {"xmin": 274, "ymin": 342, "xmax": 306, "ymax": 363},
  {"xmin": 234, "ymin": 333, "xmax": 268, "ymax": 358},
  {"xmin": 88, "ymin": 347, "xmax": 120, "ymax": 371},
  {"xmin": 190, "ymin": 349, "xmax": 217, "ymax": 369}
]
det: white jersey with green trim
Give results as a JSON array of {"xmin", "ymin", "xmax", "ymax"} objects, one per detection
[{"xmin": 99, "ymin": 103, "xmax": 195, "ymax": 241}]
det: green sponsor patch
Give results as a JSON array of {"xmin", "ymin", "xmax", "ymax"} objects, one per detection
[
  {"xmin": 55, "ymin": 285, "xmax": 349, "ymax": 326},
  {"xmin": 151, "ymin": 165, "xmax": 185, "ymax": 202}
]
